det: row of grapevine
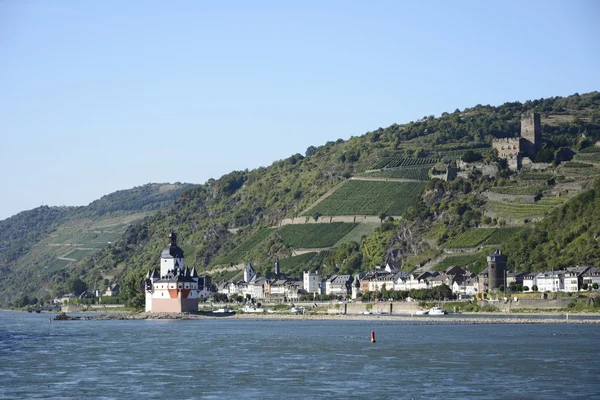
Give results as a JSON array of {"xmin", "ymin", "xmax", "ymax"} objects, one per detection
[
  {"xmin": 488, "ymin": 186, "xmax": 547, "ymax": 195},
  {"xmin": 365, "ymin": 166, "xmax": 431, "ymax": 181},
  {"xmin": 371, "ymin": 156, "xmax": 439, "ymax": 169},
  {"xmin": 307, "ymin": 181, "xmax": 426, "ymax": 216},
  {"xmin": 278, "ymin": 223, "xmax": 358, "ymax": 248},
  {"xmin": 212, "ymin": 229, "xmax": 273, "ymax": 266}
]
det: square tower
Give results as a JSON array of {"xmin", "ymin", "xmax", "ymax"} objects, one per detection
[{"xmin": 520, "ymin": 113, "xmax": 542, "ymax": 159}]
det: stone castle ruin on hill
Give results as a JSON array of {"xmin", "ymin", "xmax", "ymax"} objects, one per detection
[{"xmin": 492, "ymin": 113, "xmax": 542, "ymax": 170}]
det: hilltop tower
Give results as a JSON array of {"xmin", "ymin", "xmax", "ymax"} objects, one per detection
[
  {"xmin": 486, "ymin": 250, "xmax": 507, "ymax": 290},
  {"xmin": 520, "ymin": 112, "xmax": 542, "ymax": 159}
]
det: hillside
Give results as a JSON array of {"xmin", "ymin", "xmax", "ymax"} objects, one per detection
[
  {"xmin": 3, "ymin": 92, "xmax": 600, "ymax": 307},
  {"xmin": 0, "ymin": 183, "xmax": 194, "ymax": 305}
]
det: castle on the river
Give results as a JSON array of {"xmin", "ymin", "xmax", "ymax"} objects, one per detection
[{"xmin": 144, "ymin": 232, "xmax": 210, "ymax": 313}]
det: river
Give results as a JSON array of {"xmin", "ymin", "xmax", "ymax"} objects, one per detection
[{"xmin": 1, "ymin": 311, "xmax": 599, "ymax": 399}]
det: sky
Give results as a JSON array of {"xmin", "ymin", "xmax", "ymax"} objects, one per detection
[{"xmin": 1, "ymin": 0, "xmax": 599, "ymax": 220}]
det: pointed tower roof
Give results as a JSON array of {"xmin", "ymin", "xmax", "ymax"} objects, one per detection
[
  {"xmin": 185, "ymin": 267, "xmax": 190, "ymax": 277},
  {"xmin": 151, "ymin": 268, "xmax": 160, "ymax": 279},
  {"xmin": 190, "ymin": 267, "xmax": 198, "ymax": 278},
  {"xmin": 161, "ymin": 231, "xmax": 184, "ymax": 259}
]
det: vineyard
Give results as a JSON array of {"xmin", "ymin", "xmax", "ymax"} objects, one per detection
[
  {"xmin": 574, "ymin": 153, "xmax": 600, "ymax": 162},
  {"xmin": 488, "ymin": 186, "xmax": 547, "ymax": 195},
  {"xmin": 485, "ymin": 197, "xmax": 565, "ymax": 220},
  {"xmin": 279, "ymin": 251, "xmax": 330, "ymax": 275},
  {"xmin": 278, "ymin": 223, "xmax": 358, "ymax": 248},
  {"xmin": 563, "ymin": 161, "xmax": 594, "ymax": 168},
  {"xmin": 577, "ymin": 146, "xmax": 600, "ymax": 153},
  {"xmin": 435, "ymin": 252, "xmax": 487, "ymax": 274},
  {"xmin": 518, "ymin": 172, "xmax": 555, "ymax": 181},
  {"xmin": 306, "ymin": 181, "xmax": 425, "ymax": 216},
  {"xmin": 443, "ymin": 229, "xmax": 496, "ymax": 248},
  {"xmin": 362, "ymin": 165, "xmax": 431, "ymax": 181},
  {"xmin": 212, "ymin": 229, "xmax": 273, "ymax": 266},
  {"xmin": 371, "ymin": 156, "xmax": 439, "ymax": 170},
  {"xmin": 64, "ymin": 249, "xmax": 95, "ymax": 260},
  {"xmin": 443, "ymin": 227, "xmax": 524, "ymax": 248},
  {"xmin": 486, "ymin": 227, "xmax": 524, "ymax": 245}
]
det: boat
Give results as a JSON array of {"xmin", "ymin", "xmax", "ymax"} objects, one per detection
[
  {"xmin": 242, "ymin": 306, "xmax": 266, "ymax": 313},
  {"xmin": 213, "ymin": 307, "xmax": 234, "ymax": 314},
  {"xmin": 415, "ymin": 309, "xmax": 429, "ymax": 315},
  {"xmin": 428, "ymin": 306, "xmax": 447, "ymax": 315}
]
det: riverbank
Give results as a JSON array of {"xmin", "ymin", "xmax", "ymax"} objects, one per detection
[{"xmin": 56, "ymin": 311, "xmax": 600, "ymax": 324}]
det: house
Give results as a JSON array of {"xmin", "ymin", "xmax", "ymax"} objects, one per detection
[
  {"xmin": 582, "ymin": 267, "xmax": 600, "ymax": 288},
  {"xmin": 247, "ymin": 276, "xmax": 268, "ymax": 300},
  {"xmin": 105, "ymin": 284, "xmax": 120, "ymax": 297},
  {"xmin": 452, "ymin": 276, "xmax": 478, "ymax": 296},
  {"xmin": 523, "ymin": 273, "xmax": 537, "ymax": 291},
  {"xmin": 303, "ymin": 271, "xmax": 320, "ymax": 294},
  {"xmin": 536, "ymin": 271, "xmax": 564, "ymax": 293},
  {"xmin": 326, "ymin": 275, "xmax": 353, "ymax": 297}
]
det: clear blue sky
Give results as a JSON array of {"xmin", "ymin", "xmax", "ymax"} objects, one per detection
[{"xmin": 1, "ymin": 0, "xmax": 599, "ymax": 220}]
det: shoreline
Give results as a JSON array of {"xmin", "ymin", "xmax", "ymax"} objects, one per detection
[{"xmin": 54, "ymin": 311, "xmax": 600, "ymax": 324}]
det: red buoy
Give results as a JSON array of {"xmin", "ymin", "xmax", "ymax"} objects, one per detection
[{"xmin": 371, "ymin": 330, "xmax": 376, "ymax": 343}]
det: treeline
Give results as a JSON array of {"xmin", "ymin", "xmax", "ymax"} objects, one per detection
[
  {"xmin": 79, "ymin": 183, "xmax": 196, "ymax": 217},
  {"xmin": 0, "ymin": 206, "xmax": 72, "ymax": 266}
]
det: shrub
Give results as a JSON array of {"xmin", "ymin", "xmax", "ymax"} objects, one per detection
[{"xmin": 531, "ymin": 285, "xmax": 538, "ymax": 292}]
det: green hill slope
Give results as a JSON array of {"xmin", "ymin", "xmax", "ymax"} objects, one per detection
[{"xmin": 3, "ymin": 92, "xmax": 600, "ymax": 307}]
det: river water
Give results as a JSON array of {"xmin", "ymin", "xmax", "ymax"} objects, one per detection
[{"xmin": 1, "ymin": 311, "xmax": 599, "ymax": 399}]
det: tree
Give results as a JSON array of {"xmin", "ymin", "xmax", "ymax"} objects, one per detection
[
  {"xmin": 522, "ymin": 286, "xmax": 529, "ymax": 292},
  {"xmin": 593, "ymin": 283, "xmax": 599, "ymax": 290},
  {"xmin": 313, "ymin": 212, "xmax": 322, "ymax": 222},
  {"xmin": 582, "ymin": 283, "xmax": 589, "ymax": 290},
  {"xmin": 378, "ymin": 212, "xmax": 388, "ymax": 223},
  {"xmin": 69, "ymin": 277, "xmax": 88, "ymax": 296},
  {"xmin": 532, "ymin": 285, "xmax": 538, "ymax": 292},
  {"xmin": 305, "ymin": 146, "xmax": 317, "ymax": 157},
  {"xmin": 461, "ymin": 150, "xmax": 482, "ymax": 163},
  {"xmin": 121, "ymin": 271, "xmax": 145, "ymax": 309}
]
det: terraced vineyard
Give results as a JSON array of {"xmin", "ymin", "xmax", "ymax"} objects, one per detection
[
  {"xmin": 444, "ymin": 227, "xmax": 524, "ymax": 248},
  {"xmin": 212, "ymin": 229, "xmax": 273, "ymax": 266},
  {"xmin": 307, "ymin": 181, "xmax": 425, "ymax": 216},
  {"xmin": 371, "ymin": 156, "xmax": 439, "ymax": 170},
  {"xmin": 517, "ymin": 172, "xmax": 554, "ymax": 181},
  {"xmin": 278, "ymin": 223, "xmax": 358, "ymax": 248},
  {"xmin": 486, "ymin": 196, "xmax": 566, "ymax": 220},
  {"xmin": 279, "ymin": 251, "xmax": 330, "ymax": 275},
  {"xmin": 64, "ymin": 249, "xmax": 95, "ymax": 260},
  {"xmin": 486, "ymin": 227, "xmax": 524, "ymax": 245},
  {"xmin": 362, "ymin": 165, "xmax": 431, "ymax": 181},
  {"xmin": 488, "ymin": 186, "xmax": 547, "ymax": 195},
  {"xmin": 574, "ymin": 152, "xmax": 600, "ymax": 161},
  {"xmin": 435, "ymin": 252, "xmax": 487, "ymax": 274},
  {"xmin": 444, "ymin": 229, "xmax": 496, "ymax": 248}
]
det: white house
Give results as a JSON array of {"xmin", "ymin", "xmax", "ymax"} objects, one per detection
[{"xmin": 303, "ymin": 271, "xmax": 320, "ymax": 294}]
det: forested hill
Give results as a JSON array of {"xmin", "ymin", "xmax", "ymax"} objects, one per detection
[
  {"xmin": 0, "ymin": 183, "xmax": 194, "ymax": 306},
  {"xmin": 0, "ymin": 206, "xmax": 73, "ymax": 268},
  {"xmin": 504, "ymin": 178, "xmax": 600, "ymax": 271},
  {"xmin": 78, "ymin": 182, "xmax": 196, "ymax": 217},
  {"xmin": 4, "ymin": 92, "xmax": 600, "ymax": 307}
]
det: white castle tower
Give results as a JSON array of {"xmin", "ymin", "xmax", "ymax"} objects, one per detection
[{"xmin": 144, "ymin": 231, "xmax": 199, "ymax": 313}]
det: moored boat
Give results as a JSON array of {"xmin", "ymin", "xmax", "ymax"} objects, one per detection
[{"xmin": 428, "ymin": 306, "xmax": 447, "ymax": 315}]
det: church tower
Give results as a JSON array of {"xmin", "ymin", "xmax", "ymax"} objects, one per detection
[{"xmin": 244, "ymin": 263, "xmax": 255, "ymax": 283}]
